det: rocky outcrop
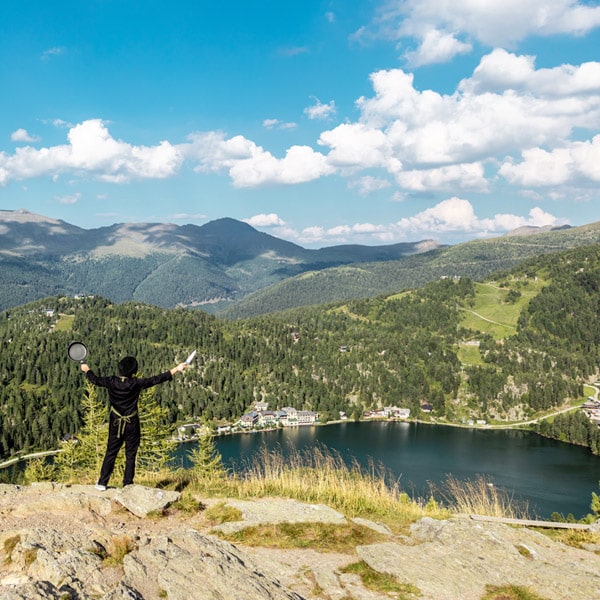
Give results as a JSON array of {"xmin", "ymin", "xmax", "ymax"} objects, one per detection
[
  {"xmin": 357, "ymin": 516, "xmax": 600, "ymax": 600},
  {"xmin": 1, "ymin": 483, "xmax": 600, "ymax": 600},
  {"xmin": 0, "ymin": 484, "xmax": 303, "ymax": 600}
]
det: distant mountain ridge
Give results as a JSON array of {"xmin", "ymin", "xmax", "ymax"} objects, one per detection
[
  {"xmin": 1, "ymin": 209, "xmax": 598, "ymax": 316},
  {"xmin": 0, "ymin": 209, "xmax": 440, "ymax": 312},
  {"xmin": 222, "ymin": 220, "xmax": 600, "ymax": 318}
]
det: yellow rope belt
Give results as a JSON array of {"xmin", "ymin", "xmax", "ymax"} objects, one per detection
[{"xmin": 111, "ymin": 407, "xmax": 138, "ymax": 438}]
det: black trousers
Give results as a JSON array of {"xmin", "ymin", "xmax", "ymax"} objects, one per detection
[{"xmin": 98, "ymin": 411, "xmax": 141, "ymax": 486}]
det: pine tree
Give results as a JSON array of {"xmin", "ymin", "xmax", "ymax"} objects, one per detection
[
  {"xmin": 22, "ymin": 456, "xmax": 57, "ymax": 484},
  {"xmin": 186, "ymin": 429, "xmax": 226, "ymax": 486},
  {"xmin": 53, "ymin": 382, "xmax": 108, "ymax": 483},
  {"xmin": 136, "ymin": 386, "xmax": 178, "ymax": 475}
]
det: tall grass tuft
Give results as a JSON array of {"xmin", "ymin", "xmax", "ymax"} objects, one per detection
[
  {"xmin": 206, "ymin": 443, "xmax": 448, "ymax": 529},
  {"xmin": 438, "ymin": 474, "xmax": 530, "ymax": 519}
]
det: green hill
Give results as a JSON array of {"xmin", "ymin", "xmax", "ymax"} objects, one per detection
[
  {"xmin": 0, "ymin": 211, "xmax": 440, "ymax": 312},
  {"xmin": 1, "ymin": 243, "xmax": 600, "ymax": 462},
  {"xmin": 222, "ymin": 221, "xmax": 600, "ymax": 318}
]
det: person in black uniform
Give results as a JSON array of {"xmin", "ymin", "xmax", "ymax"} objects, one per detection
[{"xmin": 81, "ymin": 355, "xmax": 188, "ymax": 490}]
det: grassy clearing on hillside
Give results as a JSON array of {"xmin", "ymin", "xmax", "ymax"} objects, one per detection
[
  {"xmin": 53, "ymin": 314, "xmax": 74, "ymax": 332},
  {"xmin": 456, "ymin": 343, "xmax": 485, "ymax": 366},
  {"xmin": 459, "ymin": 279, "xmax": 546, "ymax": 340}
]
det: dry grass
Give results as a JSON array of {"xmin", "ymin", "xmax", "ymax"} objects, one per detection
[
  {"xmin": 145, "ymin": 448, "xmax": 534, "ymax": 530},
  {"xmin": 341, "ymin": 561, "xmax": 421, "ymax": 598},
  {"xmin": 195, "ymin": 445, "xmax": 449, "ymax": 531},
  {"xmin": 203, "ymin": 501, "xmax": 243, "ymax": 525},
  {"xmin": 481, "ymin": 584, "xmax": 549, "ymax": 600},
  {"xmin": 219, "ymin": 521, "xmax": 387, "ymax": 554},
  {"xmin": 437, "ymin": 475, "xmax": 530, "ymax": 519},
  {"xmin": 104, "ymin": 534, "xmax": 135, "ymax": 566},
  {"xmin": 2, "ymin": 535, "xmax": 20, "ymax": 564},
  {"xmin": 537, "ymin": 527, "xmax": 600, "ymax": 550}
]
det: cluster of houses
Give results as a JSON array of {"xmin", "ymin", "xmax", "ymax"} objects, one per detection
[
  {"xmin": 174, "ymin": 402, "xmax": 423, "ymax": 440},
  {"xmin": 239, "ymin": 402, "xmax": 319, "ymax": 429},
  {"xmin": 582, "ymin": 396, "xmax": 600, "ymax": 425},
  {"xmin": 363, "ymin": 406, "xmax": 411, "ymax": 419}
]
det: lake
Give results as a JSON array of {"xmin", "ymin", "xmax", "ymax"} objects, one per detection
[{"xmin": 176, "ymin": 421, "xmax": 600, "ymax": 520}]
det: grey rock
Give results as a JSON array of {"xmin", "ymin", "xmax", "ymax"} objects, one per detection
[
  {"xmin": 357, "ymin": 517, "xmax": 600, "ymax": 600},
  {"xmin": 5, "ymin": 527, "xmax": 109, "ymax": 598},
  {"xmin": 101, "ymin": 582, "xmax": 144, "ymax": 599},
  {"xmin": 212, "ymin": 497, "xmax": 346, "ymax": 534},
  {"xmin": 4, "ymin": 483, "xmax": 113, "ymax": 518},
  {"xmin": 0, "ymin": 485, "xmax": 22, "ymax": 498},
  {"xmin": 0, "ymin": 580, "xmax": 68, "ymax": 600},
  {"xmin": 312, "ymin": 568, "xmax": 346, "ymax": 600},
  {"xmin": 350, "ymin": 517, "xmax": 392, "ymax": 535},
  {"xmin": 123, "ymin": 528, "xmax": 305, "ymax": 600},
  {"xmin": 3, "ymin": 484, "xmax": 600, "ymax": 600},
  {"xmin": 114, "ymin": 484, "xmax": 180, "ymax": 518}
]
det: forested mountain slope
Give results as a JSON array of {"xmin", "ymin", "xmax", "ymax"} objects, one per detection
[
  {"xmin": 3, "ymin": 210, "xmax": 600, "ymax": 318},
  {"xmin": 0, "ymin": 210, "xmax": 437, "ymax": 312},
  {"xmin": 1, "ymin": 244, "xmax": 600, "ymax": 462},
  {"xmin": 223, "ymin": 221, "xmax": 600, "ymax": 318}
]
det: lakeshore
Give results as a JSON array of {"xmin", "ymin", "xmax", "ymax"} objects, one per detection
[{"xmin": 178, "ymin": 419, "xmax": 600, "ymax": 520}]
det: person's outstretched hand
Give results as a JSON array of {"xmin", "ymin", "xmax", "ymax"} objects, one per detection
[
  {"xmin": 80, "ymin": 363, "xmax": 90, "ymax": 373},
  {"xmin": 170, "ymin": 362, "xmax": 188, "ymax": 375}
]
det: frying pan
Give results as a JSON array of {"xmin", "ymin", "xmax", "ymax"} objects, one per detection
[{"xmin": 67, "ymin": 341, "xmax": 88, "ymax": 363}]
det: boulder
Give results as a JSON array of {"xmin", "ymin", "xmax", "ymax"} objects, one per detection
[
  {"xmin": 123, "ymin": 528, "xmax": 304, "ymax": 600},
  {"xmin": 113, "ymin": 485, "xmax": 180, "ymax": 518},
  {"xmin": 212, "ymin": 497, "xmax": 346, "ymax": 534}
]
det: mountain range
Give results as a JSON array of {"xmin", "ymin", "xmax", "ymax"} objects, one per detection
[{"xmin": 1, "ymin": 208, "xmax": 599, "ymax": 317}]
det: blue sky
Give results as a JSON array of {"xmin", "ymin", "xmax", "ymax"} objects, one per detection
[{"xmin": 1, "ymin": 0, "xmax": 600, "ymax": 248}]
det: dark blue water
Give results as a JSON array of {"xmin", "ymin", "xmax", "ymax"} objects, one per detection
[{"xmin": 176, "ymin": 421, "xmax": 600, "ymax": 520}]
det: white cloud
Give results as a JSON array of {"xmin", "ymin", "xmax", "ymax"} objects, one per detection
[
  {"xmin": 307, "ymin": 50, "xmax": 599, "ymax": 196},
  {"xmin": 304, "ymin": 97, "xmax": 337, "ymax": 120},
  {"xmin": 462, "ymin": 48, "xmax": 600, "ymax": 96},
  {"xmin": 244, "ymin": 213, "xmax": 287, "ymax": 227},
  {"xmin": 270, "ymin": 198, "xmax": 564, "ymax": 247},
  {"xmin": 262, "ymin": 118, "xmax": 297, "ymax": 131},
  {"xmin": 394, "ymin": 163, "xmax": 488, "ymax": 192},
  {"xmin": 279, "ymin": 46, "xmax": 309, "ymax": 57},
  {"xmin": 11, "ymin": 128, "xmax": 39, "ymax": 143},
  {"xmin": 298, "ymin": 226, "xmax": 327, "ymax": 244},
  {"xmin": 354, "ymin": 62, "xmax": 597, "ymax": 166},
  {"xmin": 57, "ymin": 192, "xmax": 81, "ymax": 205},
  {"xmin": 319, "ymin": 123, "xmax": 391, "ymax": 168},
  {"xmin": 185, "ymin": 131, "xmax": 334, "ymax": 187},
  {"xmin": 0, "ymin": 119, "xmax": 182, "ymax": 185},
  {"xmin": 404, "ymin": 29, "xmax": 471, "ymax": 66},
  {"xmin": 228, "ymin": 145, "xmax": 334, "ymax": 187},
  {"xmin": 395, "ymin": 197, "xmax": 479, "ymax": 231},
  {"xmin": 41, "ymin": 46, "xmax": 65, "ymax": 60},
  {"xmin": 500, "ymin": 135, "xmax": 600, "ymax": 185},
  {"xmin": 171, "ymin": 212, "xmax": 207, "ymax": 221},
  {"xmin": 349, "ymin": 175, "xmax": 392, "ymax": 195},
  {"xmin": 2, "ymin": 47, "xmax": 598, "ymax": 206},
  {"xmin": 370, "ymin": 0, "xmax": 600, "ymax": 65},
  {"xmin": 393, "ymin": 197, "xmax": 562, "ymax": 236}
]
